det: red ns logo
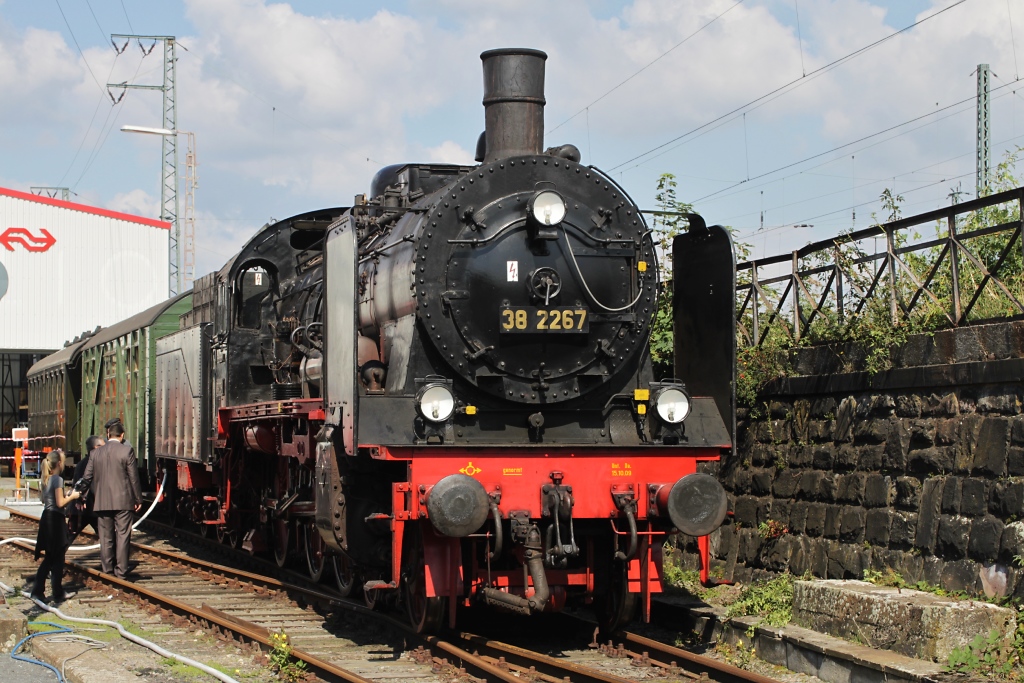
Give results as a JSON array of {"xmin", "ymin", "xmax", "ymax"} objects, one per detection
[{"xmin": 0, "ymin": 227, "xmax": 56, "ymax": 252}]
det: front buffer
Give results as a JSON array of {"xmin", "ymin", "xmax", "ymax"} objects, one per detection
[{"xmin": 377, "ymin": 445, "xmax": 728, "ymax": 632}]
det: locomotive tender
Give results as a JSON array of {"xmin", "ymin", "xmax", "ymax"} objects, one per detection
[{"xmin": 30, "ymin": 48, "xmax": 736, "ymax": 634}]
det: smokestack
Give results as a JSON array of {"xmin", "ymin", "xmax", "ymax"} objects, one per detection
[{"xmin": 480, "ymin": 48, "xmax": 547, "ymax": 163}]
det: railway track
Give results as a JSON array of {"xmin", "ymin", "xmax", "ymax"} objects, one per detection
[{"xmin": 0, "ymin": 507, "xmax": 780, "ymax": 683}]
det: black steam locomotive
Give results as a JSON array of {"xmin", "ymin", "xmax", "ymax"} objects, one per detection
[{"xmin": 32, "ymin": 48, "xmax": 737, "ymax": 634}]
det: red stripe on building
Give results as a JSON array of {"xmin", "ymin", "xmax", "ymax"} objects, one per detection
[{"xmin": 0, "ymin": 186, "xmax": 172, "ymax": 230}]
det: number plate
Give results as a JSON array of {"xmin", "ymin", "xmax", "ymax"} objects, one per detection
[{"xmin": 499, "ymin": 307, "xmax": 590, "ymax": 333}]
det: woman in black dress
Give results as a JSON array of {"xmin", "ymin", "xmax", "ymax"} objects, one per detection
[{"xmin": 32, "ymin": 449, "xmax": 81, "ymax": 603}]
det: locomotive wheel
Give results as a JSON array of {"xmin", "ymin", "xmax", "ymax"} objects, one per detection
[
  {"xmin": 330, "ymin": 553, "xmax": 355, "ymax": 597},
  {"xmin": 304, "ymin": 522, "xmax": 326, "ymax": 582},
  {"xmin": 198, "ymin": 521, "xmax": 212, "ymax": 539},
  {"xmin": 273, "ymin": 520, "xmax": 290, "ymax": 568},
  {"xmin": 597, "ymin": 566, "xmax": 638, "ymax": 637},
  {"xmin": 403, "ymin": 526, "xmax": 446, "ymax": 633},
  {"xmin": 217, "ymin": 524, "xmax": 240, "ymax": 548},
  {"xmin": 364, "ymin": 587, "xmax": 379, "ymax": 611}
]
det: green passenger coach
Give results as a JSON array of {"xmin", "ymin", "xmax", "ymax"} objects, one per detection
[{"xmin": 68, "ymin": 294, "xmax": 191, "ymax": 473}]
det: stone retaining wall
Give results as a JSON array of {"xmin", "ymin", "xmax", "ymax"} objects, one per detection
[{"xmin": 690, "ymin": 320, "xmax": 1024, "ymax": 597}]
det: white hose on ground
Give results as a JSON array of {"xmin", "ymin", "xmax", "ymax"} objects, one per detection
[
  {"xmin": 0, "ymin": 579, "xmax": 241, "ymax": 683},
  {"xmin": 0, "ymin": 471, "xmax": 168, "ymax": 552}
]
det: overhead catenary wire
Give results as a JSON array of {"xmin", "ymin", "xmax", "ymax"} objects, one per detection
[
  {"xmin": 607, "ymin": 0, "xmax": 971, "ymax": 173},
  {"xmin": 546, "ymin": 0, "xmax": 747, "ymax": 136},
  {"xmin": 53, "ymin": 0, "xmax": 106, "ymax": 95},
  {"xmin": 694, "ymin": 80, "xmax": 1023, "ymax": 206}
]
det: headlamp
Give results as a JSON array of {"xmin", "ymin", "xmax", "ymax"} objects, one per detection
[
  {"xmin": 654, "ymin": 386, "xmax": 691, "ymax": 424},
  {"xmin": 528, "ymin": 190, "xmax": 566, "ymax": 226},
  {"xmin": 417, "ymin": 384, "xmax": 455, "ymax": 423}
]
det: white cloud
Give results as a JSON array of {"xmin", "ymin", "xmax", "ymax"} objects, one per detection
[{"xmin": 108, "ymin": 188, "xmax": 160, "ymax": 219}]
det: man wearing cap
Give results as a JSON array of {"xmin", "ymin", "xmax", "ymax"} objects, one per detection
[{"xmin": 81, "ymin": 421, "xmax": 142, "ymax": 578}]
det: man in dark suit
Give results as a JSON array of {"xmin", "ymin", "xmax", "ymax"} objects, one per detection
[{"xmin": 81, "ymin": 422, "xmax": 142, "ymax": 578}]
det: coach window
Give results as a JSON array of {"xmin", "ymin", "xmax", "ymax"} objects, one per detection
[{"xmin": 235, "ymin": 264, "xmax": 276, "ymax": 329}]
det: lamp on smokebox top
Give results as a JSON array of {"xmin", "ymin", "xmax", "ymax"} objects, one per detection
[{"xmin": 526, "ymin": 189, "xmax": 566, "ymax": 241}]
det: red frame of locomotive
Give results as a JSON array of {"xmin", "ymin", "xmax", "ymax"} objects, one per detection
[{"xmin": 186, "ymin": 396, "xmax": 722, "ymax": 627}]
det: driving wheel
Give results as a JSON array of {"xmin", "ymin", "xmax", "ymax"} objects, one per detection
[
  {"xmin": 304, "ymin": 522, "xmax": 327, "ymax": 582},
  {"xmin": 403, "ymin": 524, "xmax": 446, "ymax": 633},
  {"xmin": 330, "ymin": 552, "xmax": 356, "ymax": 597}
]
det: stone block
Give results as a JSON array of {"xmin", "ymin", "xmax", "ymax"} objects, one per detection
[
  {"xmin": 839, "ymin": 507, "xmax": 866, "ymax": 544},
  {"xmin": 769, "ymin": 400, "xmax": 792, "ymax": 419},
  {"xmin": 835, "ymin": 397, "xmax": 856, "ymax": 442},
  {"xmin": 935, "ymin": 515, "xmax": 971, "ymax": 559},
  {"xmin": 754, "ymin": 632, "xmax": 787, "ymax": 666},
  {"xmin": 824, "ymin": 505, "xmax": 842, "ymax": 539},
  {"xmin": 895, "ymin": 395, "xmax": 923, "ymax": 418},
  {"xmin": 973, "ymin": 417, "xmax": 1009, "ymax": 477},
  {"xmin": 751, "ymin": 469, "xmax": 773, "ymax": 496},
  {"xmin": 940, "ymin": 476, "xmax": 962, "ymax": 514},
  {"xmin": 811, "ymin": 396, "xmax": 838, "ymax": 419},
  {"xmin": 908, "ymin": 419, "xmax": 935, "ymax": 449},
  {"xmin": 813, "ymin": 444, "xmax": 837, "ymax": 470},
  {"xmin": 889, "ymin": 511, "xmax": 917, "ymax": 549},
  {"xmin": 808, "ymin": 420, "xmax": 833, "ymax": 442},
  {"xmin": 894, "ymin": 477, "xmax": 920, "ymax": 510},
  {"xmin": 792, "ymin": 579, "xmax": 1017, "ymax": 662},
  {"xmin": 914, "ymin": 477, "xmax": 943, "ymax": 553},
  {"xmin": 1011, "ymin": 416, "xmax": 1024, "ymax": 444},
  {"xmin": 991, "ymin": 482, "xmax": 1024, "ymax": 518},
  {"xmin": 978, "ymin": 390, "xmax": 1021, "ymax": 415},
  {"xmin": 799, "ymin": 470, "xmax": 825, "ymax": 499},
  {"xmin": 808, "ymin": 538, "xmax": 829, "ymax": 577},
  {"xmin": 853, "ymin": 419, "xmax": 888, "ymax": 444},
  {"xmin": 733, "ymin": 496, "xmax": 759, "ymax": 527},
  {"xmin": 909, "ymin": 447, "xmax": 954, "ymax": 474},
  {"xmin": 865, "ymin": 508, "xmax": 893, "ymax": 546},
  {"xmin": 737, "ymin": 527, "xmax": 760, "ymax": 564},
  {"xmin": 940, "ymin": 559, "xmax": 981, "ymax": 594},
  {"xmin": 968, "ymin": 515, "xmax": 1004, "ymax": 563},
  {"xmin": 817, "ymin": 473, "xmax": 838, "ymax": 502},
  {"xmin": 836, "ymin": 473, "xmax": 866, "ymax": 504},
  {"xmin": 789, "ymin": 444, "xmax": 814, "ymax": 468},
  {"xmin": 856, "ymin": 445, "xmax": 885, "ymax": 472},
  {"xmin": 772, "ymin": 469, "xmax": 800, "ymax": 498},
  {"xmin": 805, "ymin": 504, "xmax": 826, "ymax": 537},
  {"xmin": 1009, "ymin": 447, "xmax": 1024, "ymax": 477},
  {"xmin": 934, "ymin": 418, "xmax": 958, "ymax": 446},
  {"xmin": 961, "ymin": 478, "xmax": 988, "ymax": 517},
  {"xmin": 817, "ymin": 657, "xmax": 853, "ymax": 683},
  {"xmin": 785, "ymin": 641, "xmax": 823, "ymax": 676},
  {"xmin": 789, "ymin": 501, "xmax": 809, "ymax": 535},
  {"xmin": 863, "ymin": 474, "xmax": 889, "ymax": 508},
  {"xmin": 835, "ymin": 444, "xmax": 859, "ymax": 470},
  {"xmin": 1000, "ymin": 521, "xmax": 1024, "ymax": 561},
  {"xmin": 0, "ymin": 606, "xmax": 26, "ymax": 653}
]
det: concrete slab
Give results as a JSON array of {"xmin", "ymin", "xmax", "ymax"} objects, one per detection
[
  {"xmin": 0, "ymin": 605, "xmax": 27, "ymax": 653},
  {"xmin": 30, "ymin": 632, "xmax": 145, "ymax": 683},
  {"xmin": 793, "ymin": 579, "xmax": 1016, "ymax": 661}
]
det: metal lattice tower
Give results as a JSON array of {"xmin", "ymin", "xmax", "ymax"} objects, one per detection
[
  {"xmin": 977, "ymin": 63, "xmax": 991, "ymax": 196},
  {"xmin": 109, "ymin": 35, "xmax": 182, "ymax": 296},
  {"xmin": 30, "ymin": 187, "xmax": 70, "ymax": 201}
]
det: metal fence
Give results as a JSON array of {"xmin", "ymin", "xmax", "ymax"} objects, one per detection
[{"xmin": 735, "ymin": 186, "xmax": 1024, "ymax": 348}]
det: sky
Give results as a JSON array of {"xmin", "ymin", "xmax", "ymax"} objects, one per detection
[{"xmin": 0, "ymin": 0, "xmax": 1021, "ymax": 281}]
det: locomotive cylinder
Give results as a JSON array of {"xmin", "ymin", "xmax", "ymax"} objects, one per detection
[{"xmin": 481, "ymin": 48, "xmax": 547, "ymax": 162}]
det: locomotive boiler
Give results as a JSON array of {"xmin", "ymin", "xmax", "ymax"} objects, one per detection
[{"xmin": 35, "ymin": 47, "xmax": 737, "ymax": 635}]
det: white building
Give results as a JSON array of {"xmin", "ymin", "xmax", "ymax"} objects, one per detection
[{"xmin": 0, "ymin": 186, "xmax": 170, "ymax": 450}]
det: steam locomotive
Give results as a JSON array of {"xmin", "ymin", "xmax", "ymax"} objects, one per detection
[{"xmin": 28, "ymin": 48, "xmax": 736, "ymax": 634}]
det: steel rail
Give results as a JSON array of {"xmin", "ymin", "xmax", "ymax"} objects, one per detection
[
  {"xmin": 619, "ymin": 630, "xmax": 783, "ymax": 683},
  {"xmin": 0, "ymin": 509, "xmax": 541, "ymax": 682},
  {"xmin": 456, "ymin": 631, "xmax": 637, "ymax": 683}
]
